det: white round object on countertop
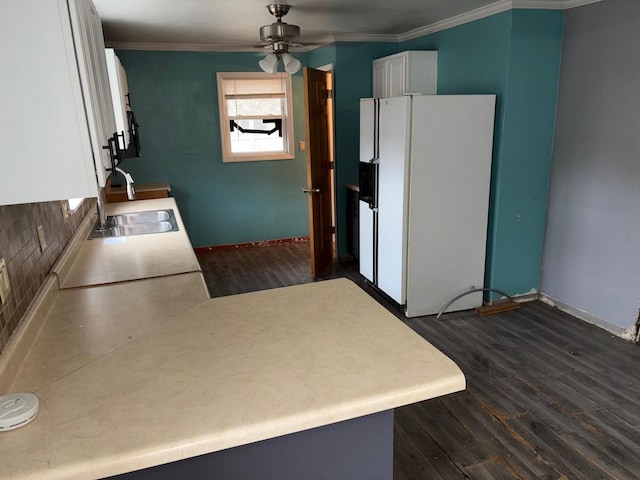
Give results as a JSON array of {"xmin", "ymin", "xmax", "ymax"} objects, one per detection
[{"xmin": 0, "ymin": 393, "xmax": 40, "ymax": 431}]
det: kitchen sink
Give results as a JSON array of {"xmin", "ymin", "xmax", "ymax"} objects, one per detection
[
  {"xmin": 110, "ymin": 210, "xmax": 172, "ymax": 225},
  {"xmin": 89, "ymin": 209, "xmax": 179, "ymax": 239}
]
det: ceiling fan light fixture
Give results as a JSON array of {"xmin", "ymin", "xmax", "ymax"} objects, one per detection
[
  {"xmin": 259, "ymin": 53, "xmax": 279, "ymax": 74},
  {"xmin": 257, "ymin": 5, "xmax": 303, "ymax": 75},
  {"xmin": 282, "ymin": 53, "xmax": 301, "ymax": 74}
]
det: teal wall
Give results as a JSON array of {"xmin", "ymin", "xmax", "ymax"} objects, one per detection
[
  {"xmin": 307, "ymin": 44, "xmax": 336, "ymax": 69},
  {"xmin": 118, "ymin": 9, "xmax": 563, "ymax": 296},
  {"xmin": 494, "ymin": 10, "xmax": 564, "ymax": 296},
  {"xmin": 116, "ymin": 51, "xmax": 310, "ymax": 248},
  {"xmin": 400, "ymin": 10, "xmax": 564, "ymax": 297}
]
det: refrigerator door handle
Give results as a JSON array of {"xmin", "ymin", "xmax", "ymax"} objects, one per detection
[
  {"xmin": 372, "ymin": 98, "xmax": 380, "ymax": 210},
  {"xmin": 372, "ymin": 162, "xmax": 379, "ymax": 210},
  {"xmin": 369, "ymin": 157, "xmax": 378, "ymax": 210},
  {"xmin": 373, "ymin": 99, "xmax": 380, "ymax": 163}
]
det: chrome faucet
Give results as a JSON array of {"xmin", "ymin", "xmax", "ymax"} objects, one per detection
[
  {"xmin": 97, "ymin": 187, "xmax": 108, "ymax": 230},
  {"xmin": 96, "ymin": 168, "xmax": 135, "ymax": 230},
  {"xmin": 115, "ymin": 167, "xmax": 136, "ymax": 201}
]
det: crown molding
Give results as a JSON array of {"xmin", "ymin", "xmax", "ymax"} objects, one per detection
[
  {"xmin": 512, "ymin": 0, "xmax": 563, "ymax": 8},
  {"xmin": 559, "ymin": 0, "xmax": 605, "ymax": 8},
  {"xmin": 108, "ymin": 0, "xmax": 605, "ymax": 52},
  {"xmin": 105, "ymin": 42, "xmax": 261, "ymax": 52},
  {"xmin": 106, "ymin": 41, "xmax": 323, "ymax": 53},
  {"xmin": 398, "ymin": 0, "xmax": 604, "ymax": 42},
  {"xmin": 512, "ymin": 0, "xmax": 602, "ymax": 8},
  {"xmin": 399, "ymin": 0, "xmax": 512, "ymax": 42},
  {"xmin": 332, "ymin": 33, "xmax": 398, "ymax": 43}
]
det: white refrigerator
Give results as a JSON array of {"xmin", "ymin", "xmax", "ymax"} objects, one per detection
[{"xmin": 358, "ymin": 95, "xmax": 496, "ymax": 317}]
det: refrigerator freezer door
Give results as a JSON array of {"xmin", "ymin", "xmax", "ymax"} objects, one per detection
[
  {"xmin": 359, "ymin": 200, "xmax": 374, "ymax": 282},
  {"xmin": 358, "ymin": 98, "xmax": 376, "ymax": 282},
  {"xmin": 405, "ymin": 95, "xmax": 496, "ymax": 317},
  {"xmin": 376, "ymin": 96, "xmax": 411, "ymax": 304},
  {"xmin": 359, "ymin": 99, "xmax": 376, "ymax": 164}
]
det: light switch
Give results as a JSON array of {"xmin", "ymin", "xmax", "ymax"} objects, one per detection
[
  {"xmin": 298, "ymin": 141, "xmax": 306, "ymax": 151},
  {"xmin": 0, "ymin": 258, "xmax": 10, "ymax": 305}
]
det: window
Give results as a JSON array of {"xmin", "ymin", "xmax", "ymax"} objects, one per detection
[{"xmin": 216, "ymin": 72, "xmax": 295, "ymax": 162}]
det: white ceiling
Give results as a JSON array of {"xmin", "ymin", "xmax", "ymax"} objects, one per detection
[{"xmin": 93, "ymin": 0, "xmax": 602, "ymax": 51}]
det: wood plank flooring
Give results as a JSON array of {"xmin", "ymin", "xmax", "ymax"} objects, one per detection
[
  {"xmin": 197, "ymin": 241, "xmax": 640, "ymax": 480},
  {"xmin": 196, "ymin": 241, "xmax": 355, "ymax": 297}
]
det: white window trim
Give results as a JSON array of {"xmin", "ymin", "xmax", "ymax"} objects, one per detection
[{"xmin": 216, "ymin": 72, "xmax": 295, "ymax": 163}]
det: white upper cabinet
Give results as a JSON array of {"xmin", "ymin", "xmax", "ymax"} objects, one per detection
[
  {"xmin": 0, "ymin": 0, "xmax": 116, "ymax": 206},
  {"xmin": 372, "ymin": 51, "xmax": 438, "ymax": 98},
  {"xmin": 105, "ymin": 49, "xmax": 131, "ymax": 151}
]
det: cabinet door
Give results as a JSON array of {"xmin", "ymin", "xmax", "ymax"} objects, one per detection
[
  {"xmin": 119, "ymin": 62, "xmax": 131, "ymax": 112},
  {"xmin": 0, "ymin": 0, "xmax": 98, "ymax": 205},
  {"xmin": 69, "ymin": 0, "xmax": 117, "ymax": 188},
  {"xmin": 386, "ymin": 55, "xmax": 406, "ymax": 98},
  {"xmin": 105, "ymin": 49, "xmax": 130, "ymax": 149},
  {"xmin": 372, "ymin": 60, "xmax": 386, "ymax": 98}
]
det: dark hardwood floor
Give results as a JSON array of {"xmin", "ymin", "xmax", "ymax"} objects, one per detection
[{"xmin": 197, "ymin": 241, "xmax": 640, "ymax": 480}]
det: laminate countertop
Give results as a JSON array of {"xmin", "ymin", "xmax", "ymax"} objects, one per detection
[
  {"xmin": 0, "ymin": 279, "xmax": 465, "ymax": 480},
  {"xmin": 51, "ymin": 198, "xmax": 201, "ymax": 289},
  {"xmin": 1, "ymin": 198, "xmax": 464, "ymax": 480}
]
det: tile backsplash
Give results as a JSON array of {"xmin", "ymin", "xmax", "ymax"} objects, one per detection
[{"xmin": 0, "ymin": 199, "xmax": 95, "ymax": 354}]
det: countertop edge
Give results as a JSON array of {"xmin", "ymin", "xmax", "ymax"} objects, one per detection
[
  {"xmin": 57, "ymin": 198, "xmax": 202, "ymax": 289},
  {"xmin": 59, "ymin": 375, "xmax": 466, "ymax": 480},
  {"xmin": 0, "ymin": 276, "xmax": 59, "ymax": 394}
]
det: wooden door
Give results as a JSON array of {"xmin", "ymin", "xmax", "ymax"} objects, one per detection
[{"xmin": 303, "ymin": 67, "xmax": 333, "ymax": 279}]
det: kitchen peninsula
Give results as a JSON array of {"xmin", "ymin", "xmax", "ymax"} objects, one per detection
[{"xmin": 0, "ymin": 200, "xmax": 465, "ymax": 480}]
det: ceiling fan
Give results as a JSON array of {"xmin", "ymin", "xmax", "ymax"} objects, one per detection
[{"xmin": 257, "ymin": 4, "xmax": 304, "ymax": 74}]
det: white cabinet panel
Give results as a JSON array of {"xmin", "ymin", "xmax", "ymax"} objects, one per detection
[
  {"xmin": 0, "ymin": 0, "xmax": 115, "ymax": 206},
  {"xmin": 372, "ymin": 61, "xmax": 386, "ymax": 101},
  {"xmin": 372, "ymin": 51, "xmax": 438, "ymax": 98},
  {"xmin": 105, "ymin": 49, "xmax": 130, "ymax": 150},
  {"xmin": 68, "ymin": 0, "xmax": 116, "ymax": 189},
  {"xmin": 386, "ymin": 56, "xmax": 406, "ymax": 98}
]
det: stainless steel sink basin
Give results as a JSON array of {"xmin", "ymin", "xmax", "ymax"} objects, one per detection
[
  {"xmin": 110, "ymin": 210, "xmax": 172, "ymax": 225},
  {"xmin": 89, "ymin": 209, "xmax": 179, "ymax": 239}
]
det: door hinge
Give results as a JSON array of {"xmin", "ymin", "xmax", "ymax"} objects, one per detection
[
  {"xmin": 327, "ymin": 89, "xmax": 333, "ymax": 99},
  {"xmin": 329, "ymin": 161, "xmax": 335, "ymax": 170},
  {"xmin": 331, "ymin": 226, "xmax": 336, "ymax": 234}
]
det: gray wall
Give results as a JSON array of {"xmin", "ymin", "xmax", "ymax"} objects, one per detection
[{"xmin": 541, "ymin": 0, "xmax": 640, "ymax": 332}]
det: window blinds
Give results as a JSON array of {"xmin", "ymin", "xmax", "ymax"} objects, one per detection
[{"xmin": 222, "ymin": 75, "xmax": 287, "ymax": 98}]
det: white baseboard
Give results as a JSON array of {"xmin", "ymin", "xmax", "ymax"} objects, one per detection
[
  {"xmin": 539, "ymin": 293, "xmax": 634, "ymax": 341},
  {"xmin": 511, "ymin": 291, "xmax": 539, "ymax": 303},
  {"xmin": 485, "ymin": 290, "xmax": 539, "ymax": 305}
]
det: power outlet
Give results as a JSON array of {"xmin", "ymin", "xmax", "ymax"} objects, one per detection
[
  {"xmin": 36, "ymin": 224, "xmax": 46, "ymax": 252},
  {"xmin": 0, "ymin": 258, "xmax": 10, "ymax": 305}
]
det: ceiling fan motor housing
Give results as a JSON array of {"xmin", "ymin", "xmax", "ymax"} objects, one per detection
[{"xmin": 260, "ymin": 22, "xmax": 300, "ymax": 43}]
